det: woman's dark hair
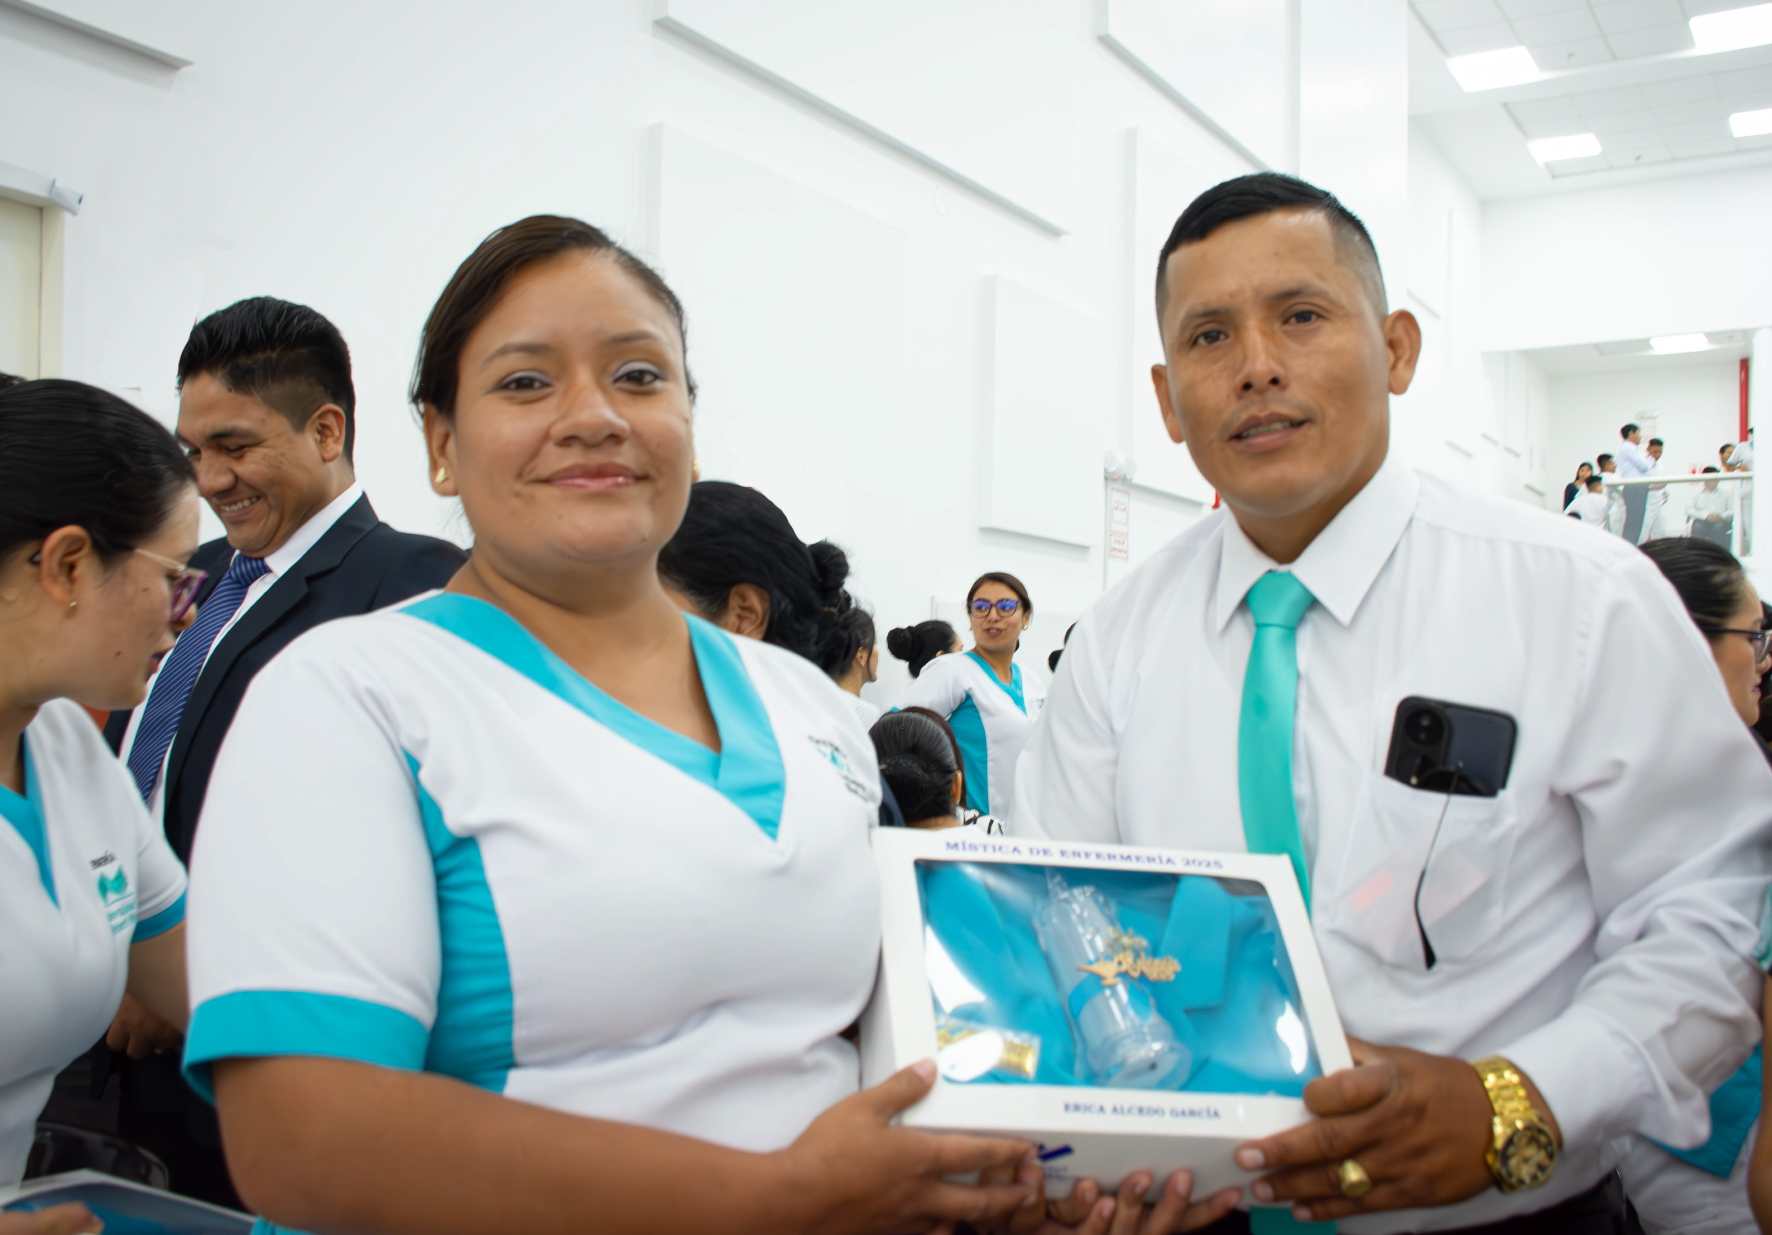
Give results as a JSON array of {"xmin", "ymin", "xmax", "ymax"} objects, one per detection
[
  {"xmin": 1640, "ymin": 538, "xmax": 1751, "ymax": 629},
  {"xmin": 1574, "ymin": 462, "xmax": 1593, "ymax": 479},
  {"xmin": 902, "ymin": 706, "xmax": 966, "ymax": 785},
  {"xmin": 870, "ymin": 709, "xmax": 960, "ymax": 824},
  {"xmin": 831, "ymin": 606, "xmax": 876, "ymax": 679},
  {"xmin": 886, "ymin": 619, "xmax": 958, "ymax": 678},
  {"xmin": 967, "ymin": 571, "xmax": 1033, "ymax": 617},
  {"xmin": 1048, "ymin": 621, "xmax": 1077, "ymax": 674},
  {"xmin": 0, "ymin": 380, "xmax": 195, "ymax": 562},
  {"xmin": 1703, "ymin": 465, "xmax": 1721, "ymax": 475},
  {"xmin": 410, "ymin": 214, "xmax": 694, "ymax": 418},
  {"xmin": 657, "ymin": 481, "xmax": 853, "ymax": 673}
]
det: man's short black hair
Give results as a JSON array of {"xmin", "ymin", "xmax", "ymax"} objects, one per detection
[
  {"xmin": 1155, "ymin": 172, "xmax": 1386, "ymax": 323},
  {"xmin": 1621, "ymin": 423, "xmax": 1639, "ymax": 439},
  {"xmin": 1704, "ymin": 466, "xmax": 1721, "ymax": 474},
  {"xmin": 1586, "ymin": 476, "xmax": 1604, "ymax": 489},
  {"xmin": 0, "ymin": 372, "xmax": 25, "ymax": 391},
  {"xmin": 177, "ymin": 296, "xmax": 356, "ymax": 462},
  {"xmin": 1649, "ymin": 437, "xmax": 1664, "ymax": 447},
  {"xmin": 1597, "ymin": 452, "xmax": 1615, "ymax": 467}
]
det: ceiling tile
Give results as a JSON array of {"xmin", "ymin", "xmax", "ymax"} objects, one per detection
[
  {"xmin": 1721, "ymin": 88, "xmax": 1772, "ymax": 112},
  {"xmin": 1653, "ymin": 98, "xmax": 1726, "ymax": 124},
  {"xmin": 1413, "ymin": 0, "xmax": 1508, "ymax": 30},
  {"xmin": 1738, "ymin": 132, "xmax": 1772, "ymax": 149},
  {"xmin": 1508, "ymin": 95, "xmax": 1586, "ymax": 121},
  {"xmin": 1682, "ymin": 0, "xmax": 1753, "ymax": 14},
  {"xmin": 1607, "ymin": 146, "xmax": 1673, "ymax": 167},
  {"xmin": 1498, "ymin": 0, "xmax": 1589, "ymax": 15},
  {"xmin": 1435, "ymin": 20, "xmax": 1530, "ymax": 52},
  {"xmin": 1585, "ymin": 109, "xmax": 1660, "ymax": 133},
  {"xmin": 1668, "ymin": 136, "xmax": 1740, "ymax": 157},
  {"xmin": 1643, "ymin": 74, "xmax": 1719, "ymax": 105},
  {"xmin": 1595, "ymin": 126, "xmax": 1667, "ymax": 148},
  {"xmin": 1546, "ymin": 152, "xmax": 1613, "ymax": 175},
  {"xmin": 1592, "ymin": 0, "xmax": 1687, "ymax": 32},
  {"xmin": 1661, "ymin": 117, "xmax": 1733, "ymax": 142},
  {"xmin": 1606, "ymin": 23, "xmax": 1697, "ymax": 56},
  {"xmin": 1516, "ymin": 113, "xmax": 1605, "ymax": 136},
  {"xmin": 1530, "ymin": 36, "xmax": 1617, "ymax": 68},
  {"xmin": 1513, "ymin": 9, "xmax": 1603, "ymax": 40},
  {"xmin": 1575, "ymin": 85, "xmax": 1651, "ymax": 113},
  {"xmin": 1715, "ymin": 65, "xmax": 1772, "ymax": 94}
]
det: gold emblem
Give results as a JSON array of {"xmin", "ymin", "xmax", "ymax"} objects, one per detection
[{"xmin": 1077, "ymin": 948, "xmax": 1181, "ymax": 986}]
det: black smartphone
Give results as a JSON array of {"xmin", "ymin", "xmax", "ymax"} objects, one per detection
[{"xmin": 1383, "ymin": 696, "xmax": 1516, "ymax": 798}]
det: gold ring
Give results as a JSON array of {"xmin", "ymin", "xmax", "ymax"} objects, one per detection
[{"xmin": 1338, "ymin": 1158, "xmax": 1373, "ymax": 1199}]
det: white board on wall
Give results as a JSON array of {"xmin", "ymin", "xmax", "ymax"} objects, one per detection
[
  {"xmin": 982, "ymin": 276, "xmax": 1098, "ymax": 549},
  {"xmin": 1127, "ymin": 129, "xmax": 1215, "ymax": 504},
  {"xmin": 651, "ymin": 125, "xmax": 908, "ymax": 547},
  {"xmin": 1098, "ymin": 0, "xmax": 1297, "ymax": 173},
  {"xmin": 654, "ymin": 0, "xmax": 1076, "ymax": 234}
]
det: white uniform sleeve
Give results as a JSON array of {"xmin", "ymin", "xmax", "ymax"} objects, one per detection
[
  {"xmin": 1010, "ymin": 615, "xmax": 1121, "ymax": 843},
  {"xmin": 182, "ymin": 638, "xmax": 441, "ymax": 1101},
  {"xmin": 896, "ymin": 655, "xmax": 970, "ymax": 718},
  {"xmin": 1502, "ymin": 560, "xmax": 1772, "ymax": 1151},
  {"xmin": 129, "ymin": 792, "xmax": 187, "ymax": 943}
]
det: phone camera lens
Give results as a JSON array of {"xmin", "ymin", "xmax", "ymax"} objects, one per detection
[{"xmin": 1406, "ymin": 708, "xmax": 1445, "ymax": 748}]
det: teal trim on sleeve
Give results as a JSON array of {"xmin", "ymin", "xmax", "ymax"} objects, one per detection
[
  {"xmin": 132, "ymin": 890, "xmax": 185, "ymax": 942},
  {"xmin": 1651, "ymin": 1045, "xmax": 1762, "ymax": 1177},
  {"xmin": 182, "ymin": 990, "xmax": 430, "ymax": 1103},
  {"xmin": 949, "ymin": 695, "xmax": 991, "ymax": 816},
  {"xmin": 402, "ymin": 593, "xmax": 785, "ymax": 838},
  {"xmin": 404, "ymin": 753, "xmax": 516, "ymax": 1091},
  {"xmin": 1251, "ymin": 1209, "xmax": 1334, "ymax": 1234},
  {"xmin": 0, "ymin": 735, "xmax": 56, "ymax": 905},
  {"xmin": 965, "ymin": 651, "xmax": 1026, "ymax": 713}
]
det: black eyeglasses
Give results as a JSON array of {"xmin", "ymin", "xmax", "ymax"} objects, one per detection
[
  {"xmin": 1697, "ymin": 625, "xmax": 1772, "ymax": 660},
  {"xmin": 969, "ymin": 598, "xmax": 1022, "ymax": 617}
]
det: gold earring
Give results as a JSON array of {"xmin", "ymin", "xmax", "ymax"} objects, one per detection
[{"xmin": 435, "ymin": 465, "xmax": 450, "ymax": 484}]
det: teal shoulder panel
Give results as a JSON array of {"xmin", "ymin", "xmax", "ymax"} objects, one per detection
[{"xmin": 949, "ymin": 695, "xmax": 991, "ymax": 816}]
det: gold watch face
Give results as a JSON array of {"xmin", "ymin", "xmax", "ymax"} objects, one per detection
[{"xmin": 1497, "ymin": 1122, "xmax": 1558, "ymax": 1191}]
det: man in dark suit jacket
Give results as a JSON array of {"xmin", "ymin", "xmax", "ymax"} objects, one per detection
[{"xmin": 97, "ymin": 297, "xmax": 464, "ymax": 1208}]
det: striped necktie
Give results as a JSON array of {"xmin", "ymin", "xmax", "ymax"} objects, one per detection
[
  {"xmin": 127, "ymin": 551, "xmax": 271, "ymax": 800},
  {"xmin": 1237, "ymin": 570, "xmax": 1316, "ymax": 910}
]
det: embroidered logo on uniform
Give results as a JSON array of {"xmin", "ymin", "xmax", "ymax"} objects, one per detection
[
  {"xmin": 807, "ymin": 737, "xmax": 874, "ymax": 802},
  {"xmin": 89, "ymin": 851, "xmax": 117, "ymax": 870},
  {"xmin": 97, "ymin": 866, "xmax": 137, "ymax": 936}
]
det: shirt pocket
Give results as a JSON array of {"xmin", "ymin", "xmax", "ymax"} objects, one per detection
[{"xmin": 1319, "ymin": 767, "xmax": 1519, "ymax": 972}]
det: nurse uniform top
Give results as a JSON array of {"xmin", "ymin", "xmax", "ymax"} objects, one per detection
[
  {"xmin": 898, "ymin": 651, "xmax": 1044, "ymax": 822},
  {"xmin": 1, "ymin": 699, "xmax": 187, "ymax": 1185},
  {"xmin": 183, "ymin": 593, "xmax": 883, "ymax": 1172}
]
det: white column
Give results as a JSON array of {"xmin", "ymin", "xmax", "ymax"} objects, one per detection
[{"xmin": 1748, "ymin": 327, "xmax": 1772, "ymax": 591}]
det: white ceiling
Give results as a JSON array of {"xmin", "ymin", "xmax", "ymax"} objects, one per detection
[
  {"xmin": 1411, "ymin": 1, "xmax": 1772, "ymax": 196},
  {"xmin": 1522, "ymin": 329, "xmax": 1751, "ymax": 374}
]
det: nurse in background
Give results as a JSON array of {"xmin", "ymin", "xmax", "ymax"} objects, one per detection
[
  {"xmin": 0, "ymin": 381, "xmax": 195, "ymax": 1232},
  {"xmin": 183, "ymin": 215, "xmax": 1220, "ymax": 1235},
  {"xmin": 831, "ymin": 606, "xmax": 883, "ymax": 726},
  {"xmin": 898, "ymin": 573, "xmax": 1045, "ymax": 823},
  {"xmin": 886, "ymin": 618, "xmax": 960, "ymax": 679}
]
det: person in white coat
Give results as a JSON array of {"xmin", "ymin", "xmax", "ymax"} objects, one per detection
[{"xmin": 898, "ymin": 572, "xmax": 1046, "ymax": 823}]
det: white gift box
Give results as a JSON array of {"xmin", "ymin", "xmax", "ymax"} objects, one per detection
[{"xmin": 860, "ymin": 828, "xmax": 1352, "ymax": 1199}]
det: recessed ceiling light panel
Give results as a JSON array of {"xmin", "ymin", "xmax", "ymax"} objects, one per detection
[
  {"xmin": 1649, "ymin": 334, "xmax": 1713, "ymax": 354},
  {"xmin": 1447, "ymin": 46, "xmax": 1541, "ymax": 92},
  {"xmin": 1527, "ymin": 133, "xmax": 1602, "ymax": 164},
  {"xmin": 1691, "ymin": 3, "xmax": 1772, "ymax": 54},
  {"xmin": 1731, "ymin": 107, "xmax": 1772, "ymax": 137}
]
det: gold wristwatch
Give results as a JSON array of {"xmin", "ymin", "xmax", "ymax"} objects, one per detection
[{"xmin": 1471, "ymin": 1056, "xmax": 1558, "ymax": 1192}]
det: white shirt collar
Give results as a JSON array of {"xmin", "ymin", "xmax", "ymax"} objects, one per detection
[
  {"xmin": 258, "ymin": 482, "xmax": 364, "ymax": 576},
  {"xmin": 1212, "ymin": 456, "xmax": 1419, "ymax": 632}
]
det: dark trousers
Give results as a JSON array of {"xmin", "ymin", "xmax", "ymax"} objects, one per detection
[
  {"xmin": 1620, "ymin": 485, "xmax": 1649, "ymax": 543},
  {"xmin": 1197, "ymin": 1173, "xmax": 1640, "ymax": 1235}
]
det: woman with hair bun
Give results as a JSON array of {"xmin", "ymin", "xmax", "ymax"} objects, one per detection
[
  {"xmin": 897, "ymin": 572, "xmax": 1044, "ymax": 822},
  {"xmin": 885, "ymin": 619, "xmax": 960, "ymax": 679},
  {"xmin": 658, "ymin": 480, "xmax": 857, "ymax": 677},
  {"xmin": 0, "ymin": 379, "xmax": 197, "ymax": 1231},
  {"xmin": 869, "ymin": 709, "xmax": 1001, "ymax": 834},
  {"xmin": 830, "ymin": 606, "xmax": 882, "ymax": 726}
]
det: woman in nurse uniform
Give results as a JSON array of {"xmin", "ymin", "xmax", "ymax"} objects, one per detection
[
  {"xmin": 0, "ymin": 381, "xmax": 197, "ymax": 1233},
  {"xmin": 182, "ymin": 218, "xmax": 1231, "ymax": 1235},
  {"xmin": 898, "ymin": 572, "xmax": 1046, "ymax": 823}
]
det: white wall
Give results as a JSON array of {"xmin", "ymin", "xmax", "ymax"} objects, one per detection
[
  {"xmin": 1481, "ymin": 164, "xmax": 1772, "ymax": 353},
  {"xmin": 1547, "ymin": 363, "xmax": 1743, "ymax": 501},
  {"xmin": 0, "ymin": 0, "xmax": 1412, "ymax": 706}
]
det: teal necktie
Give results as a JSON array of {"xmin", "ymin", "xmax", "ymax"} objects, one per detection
[
  {"xmin": 1238, "ymin": 571, "xmax": 1316, "ymax": 911},
  {"xmin": 1240, "ymin": 572, "xmax": 1332, "ymax": 1235}
]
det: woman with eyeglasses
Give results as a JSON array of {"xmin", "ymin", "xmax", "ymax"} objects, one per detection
[
  {"xmin": 0, "ymin": 380, "xmax": 196, "ymax": 1232},
  {"xmin": 898, "ymin": 572, "xmax": 1044, "ymax": 823},
  {"xmin": 1623, "ymin": 538, "xmax": 1772, "ymax": 1235}
]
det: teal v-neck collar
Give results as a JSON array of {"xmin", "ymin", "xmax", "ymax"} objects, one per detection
[
  {"xmin": 402, "ymin": 593, "xmax": 786, "ymax": 839},
  {"xmin": 0, "ymin": 735, "xmax": 57, "ymax": 904},
  {"xmin": 966, "ymin": 650, "xmax": 1026, "ymax": 714}
]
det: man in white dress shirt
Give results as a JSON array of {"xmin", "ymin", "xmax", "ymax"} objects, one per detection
[
  {"xmin": 1614, "ymin": 424, "xmax": 1656, "ymax": 544},
  {"xmin": 1014, "ymin": 173, "xmax": 1771, "ymax": 1233},
  {"xmin": 1563, "ymin": 476, "xmax": 1607, "ymax": 526}
]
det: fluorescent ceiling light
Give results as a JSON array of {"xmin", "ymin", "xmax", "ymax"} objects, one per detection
[
  {"xmin": 1650, "ymin": 334, "xmax": 1712, "ymax": 353},
  {"xmin": 1691, "ymin": 4, "xmax": 1772, "ymax": 54},
  {"xmin": 1731, "ymin": 107, "xmax": 1772, "ymax": 137},
  {"xmin": 1528, "ymin": 133, "xmax": 1602, "ymax": 164},
  {"xmin": 1447, "ymin": 46, "xmax": 1541, "ymax": 91}
]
